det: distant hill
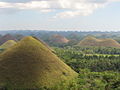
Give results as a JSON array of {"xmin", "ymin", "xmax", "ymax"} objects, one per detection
[
  {"xmin": 0, "ymin": 34, "xmax": 17, "ymax": 45},
  {"xmin": 13, "ymin": 34, "xmax": 24, "ymax": 41},
  {"xmin": 50, "ymin": 34, "xmax": 69, "ymax": 44},
  {"xmin": 0, "ymin": 40, "xmax": 16, "ymax": 49},
  {"xmin": 0, "ymin": 36, "xmax": 77, "ymax": 89},
  {"xmin": 78, "ymin": 36, "xmax": 120, "ymax": 48},
  {"xmin": 33, "ymin": 36, "xmax": 54, "ymax": 52}
]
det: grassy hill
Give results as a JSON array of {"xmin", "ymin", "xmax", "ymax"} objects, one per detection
[
  {"xmin": 0, "ymin": 34, "xmax": 17, "ymax": 45},
  {"xmin": 33, "ymin": 36, "xmax": 54, "ymax": 52},
  {"xmin": 0, "ymin": 36, "xmax": 77, "ymax": 89},
  {"xmin": 78, "ymin": 36, "xmax": 120, "ymax": 48},
  {"xmin": 0, "ymin": 40, "xmax": 17, "ymax": 49},
  {"xmin": 50, "ymin": 34, "xmax": 69, "ymax": 44}
]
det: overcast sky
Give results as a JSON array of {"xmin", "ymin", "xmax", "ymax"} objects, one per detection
[{"xmin": 0, "ymin": 0, "xmax": 120, "ymax": 31}]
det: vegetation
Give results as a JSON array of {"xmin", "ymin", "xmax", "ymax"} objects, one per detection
[
  {"xmin": 50, "ymin": 69, "xmax": 120, "ymax": 90},
  {"xmin": 0, "ymin": 40, "xmax": 16, "ymax": 49},
  {"xmin": 78, "ymin": 36, "xmax": 120, "ymax": 48},
  {"xmin": 51, "ymin": 46, "xmax": 120, "ymax": 89},
  {"xmin": 54, "ymin": 46, "xmax": 120, "ymax": 72},
  {"xmin": 0, "ymin": 32, "xmax": 120, "ymax": 89},
  {"xmin": 0, "ymin": 36, "xmax": 77, "ymax": 89},
  {"xmin": 0, "ymin": 34, "xmax": 17, "ymax": 45},
  {"xmin": 46, "ymin": 34, "xmax": 69, "ymax": 47}
]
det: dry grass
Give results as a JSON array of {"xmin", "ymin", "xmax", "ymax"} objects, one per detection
[
  {"xmin": 0, "ymin": 40, "xmax": 17, "ymax": 49},
  {"xmin": 0, "ymin": 34, "xmax": 17, "ymax": 45},
  {"xmin": 51, "ymin": 34, "xmax": 69, "ymax": 43},
  {"xmin": 78, "ymin": 36, "xmax": 120, "ymax": 48},
  {"xmin": 0, "ymin": 36, "xmax": 77, "ymax": 89}
]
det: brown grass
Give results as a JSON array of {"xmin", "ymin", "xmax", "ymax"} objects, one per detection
[
  {"xmin": 51, "ymin": 34, "xmax": 69, "ymax": 43},
  {"xmin": 0, "ymin": 36, "xmax": 77, "ymax": 89},
  {"xmin": 78, "ymin": 36, "xmax": 120, "ymax": 48},
  {"xmin": 0, "ymin": 40, "xmax": 17, "ymax": 49}
]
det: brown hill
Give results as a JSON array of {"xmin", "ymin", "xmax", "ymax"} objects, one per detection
[
  {"xmin": 78, "ymin": 36, "xmax": 120, "ymax": 48},
  {"xmin": 51, "ymin": 34, "xmax": 69, "ymax": 43},
  {"xmin": 0, "ymin": 36, "xmax": 77, "ymax": 89},
  {"xmin": 0, "ymin": 34, "xmax": 17, "ymax": 45}
]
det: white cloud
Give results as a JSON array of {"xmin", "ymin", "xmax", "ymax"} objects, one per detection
[
  {"xmin": 0, "ymin": 1, "xmax": 50, "ymax": 9},
  {"xmin": 0, "ymin": 0, "xmax": 120, "ymax": 18}
]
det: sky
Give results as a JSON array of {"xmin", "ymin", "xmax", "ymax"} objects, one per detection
[{"xmin": 0, "ymin": 0, "xmax": 120, "ymax": 31}]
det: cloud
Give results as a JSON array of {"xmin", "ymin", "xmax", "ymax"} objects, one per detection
[
  {"xmin": 0, "ymin": 0, "xmax": 120, "ymax": 18},
  {"xmin": 0, "ymin": 0, "xmax": 34, "ymax": 3}
]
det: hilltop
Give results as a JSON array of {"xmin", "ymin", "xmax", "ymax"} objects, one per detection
[
  {"xmin": 50, "ymin": 34, "xmax": 69, "ymax": 44},
  {"xmin": 78, "ymin": 36, "xmax": 120, "ymax": 48},
  {"xmin": 33, "ymin": 36, "xmax": 54, "ymax": 52},
  {"xmin": 0, "ymin": 40, "xmax": 17, "ymax": 49},
  {"xmin": 0, "ymin": 36, "xmax": 77, "ymax": 89},
  {"xmin": 0, "ymin": 34, "xmax": 17, "ymax": 45}
]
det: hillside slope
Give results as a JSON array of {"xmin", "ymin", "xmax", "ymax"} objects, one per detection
[
  {"xmin": 0, "ymin": 40, "xmax": 17, "ymax": 49},
  {"xmin": 78, "ymin": 36, "xmax": 120, "ymax": 48},
  {"xmin": 0, "ymin": 34, "xmax": 17, "ymax": 45},
  {"xmin": 0, "ymin": 36, "xmax": 77, "ymax": 89},
  {"xmin": 50, "ymin": 34, "xmax": 69, "ymax": 44},
  {"xmin": 33, "ymin": 36, "xmax": 54, "ymax": 52}
]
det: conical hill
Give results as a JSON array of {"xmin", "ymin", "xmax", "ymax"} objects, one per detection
[
  {"xmin": 32, "ymin": 36, "xmax": 54, "ymax": 52},
  {"xmin": 0, "ymin": 40, "xmax": 17, "ymax": 49},
  {"xmin": 78, "ymin": 36, "xmax": 120, "ymax": 48},
  {"xmin": 0, "ymin": 36, "xmax": 77, "ymax": 89},
  {"xmin": 0, "ymin": 34, "xmax": 17, "ymax": 45},
  {"xmin": 51, "ymin": 34, "xmax": 69, "ymax": 43}
]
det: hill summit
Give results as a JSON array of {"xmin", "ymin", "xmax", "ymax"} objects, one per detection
[
  {"xmin": 78, "ymin": 36, "xmax": 120, "ymax": 48},
  {"xmin": 0, "ymin": 40, "xmax": 17, "ymax": 49},
  {"xmin": 0, "ymin": 34, "xmax": 17, "ymax": 45},
  {"xmin": 0, "ymin": 36, "xmax": 77, "ymax": 89},
  {"xmin": 51, "ymin": 34, "xmax": 69, "ymax": 43}
]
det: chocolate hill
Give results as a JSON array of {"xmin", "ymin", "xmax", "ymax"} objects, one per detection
[
  {"xmin": 0, "ymin": 36, "xmax": 77, "ymax": 89},
  {"xmin": 50, "ymin": 34, "xmax": 69, "ymax": 44},
  {"xmin": 78, "ymin": 36, "xmax": 120, "ymax": 48},
  {"xmin": 33, "ymin": 36, "xmax": 54, "ymax": 52},
  {"xmin": 0, "ymin": 34, "xmax": 17, "ymax": 45},
  {"xmin": 0, "ymin": 40, "xmax": 17, "ymax": 49}
]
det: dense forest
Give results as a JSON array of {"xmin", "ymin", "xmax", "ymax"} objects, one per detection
[
  {"xmin": 52, "ymin": 46, "xmax": 120, "ymax": 90},
  {"xmin": 49, "ymin": 69, "xmax": 120, "ymax": 90},
  {"xmin": 54, "ymin": 46, "xmax": 120, "ymax": 72}
]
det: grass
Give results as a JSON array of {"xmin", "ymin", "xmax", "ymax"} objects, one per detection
[
  {"xmin": 0, "ymin": 36, "xmax": 77, "ymax": 89},
  {"xmin": 0, "ymin": 34, "xmax": 17, "ymax": 45},
  {"xmin": 51, "ymin": 34, "xmax": 69, "ymax": 43},
  {"xmin": 0, "ymin": 40, "xmax": 17, "ymax": 49},
  {"xmin": 78, "ymin": 36, "xmax": 120, "ymax": 48}
]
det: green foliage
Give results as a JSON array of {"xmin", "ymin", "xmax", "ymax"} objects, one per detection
[
  {"xmin": 77, "ymin": 69, "xmax": 120, "ymax": 90},
  {"xmin": 54, "ymin": 46, "xmax": 120, "ymax": 72},
  {"xmin": 39, "ymin": 69, "xmax": 120, "ymax": 90},
  {"xmin": 53, "ymin": 46, "xmax": 120, "ymax": 89}
]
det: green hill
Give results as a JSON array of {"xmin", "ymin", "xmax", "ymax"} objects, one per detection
[
  {"xmin": 0, "ymin": 34, "xmax": 17, "ymax": 45},
  {"xmin": 0, "ymin": 36, "xmax": 77, "ymax": 89},
  {"xmin": 78, "ymin": 36, "xmax": 120, "ymax": 48},
  {"xmin": 0, "ymin": 40, "xmax": 17, "ymax": 49}
]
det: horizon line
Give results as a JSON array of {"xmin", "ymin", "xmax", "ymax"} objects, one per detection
[{"xmin": 0, "ymin": 30, "xmax": 120, "ymax": 32}]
